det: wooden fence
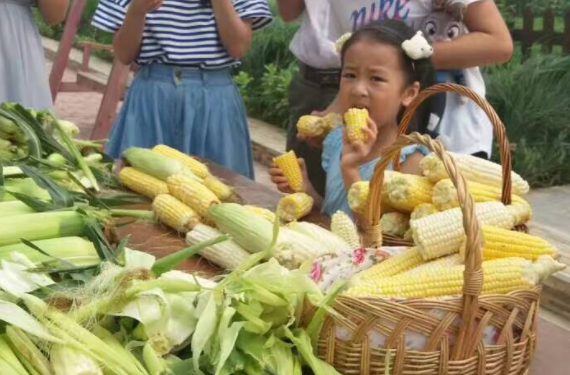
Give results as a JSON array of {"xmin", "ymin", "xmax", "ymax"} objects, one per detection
[{"xmin": 509, "ymin": 8, "xmax": 570, "ymax": 59}]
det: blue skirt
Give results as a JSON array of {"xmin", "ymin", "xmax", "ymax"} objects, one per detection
[{"xmin": 107, "ymin": 64, "xmax": 254, "ymax": 179}]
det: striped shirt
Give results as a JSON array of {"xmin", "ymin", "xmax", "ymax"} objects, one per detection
[{"xmin": 92, "ymin": 0, "xmax": 272, "ymax": 67}]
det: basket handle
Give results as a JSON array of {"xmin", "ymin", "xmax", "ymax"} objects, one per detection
[
  {"xmin": 395, "ymin": 83, "xmax": 514, "ymax": 206},
  {"xmin": 362, "ymin": 133, "xmax": 484, "ymax": 360}
]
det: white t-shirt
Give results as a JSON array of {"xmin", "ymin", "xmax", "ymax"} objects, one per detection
[{"xmin": 290, "ymin": 0, "xmax": 494, "ymax": 156}]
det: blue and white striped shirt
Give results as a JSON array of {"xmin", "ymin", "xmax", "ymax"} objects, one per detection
[{"xmin": 92, "ymin": 0, "xmax": 272, "ymax": 67}]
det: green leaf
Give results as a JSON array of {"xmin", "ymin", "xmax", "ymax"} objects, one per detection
[
  {"xmin": 284, "ymin": 328, "xmax": 342, "ymax": 375},
  {"xmin": 16, "ymin": 164, "xmax": 74, "ymax": 208},
  {"xmin": 214, "ymin": 308, "xmax": 244, "ymax": 375},
  {"xmin": 0, "ymin": 300, "xmax": 61, "ymax": 343},
  {"xmin": 192, "ymin": 293, "xmax": 219, "ymax": 375}
]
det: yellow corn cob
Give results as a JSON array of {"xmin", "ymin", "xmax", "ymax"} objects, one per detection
[
  {"xmin": 507, "ymin": 203, "xmax": 532, "ymax": 225},
  {"xmin": 335, "ymin": 32, "xmax": 353, "ymax": 52},
  {"xmin": 346, "ymin": 256, "xmax": 566, "ymax": 298},
  {"xmin": 243, "ymin": 205, "xmax": 277, "ymax": 223},
  {"xmin": 420, "ymin": 152, "xmax": 530, "ymax": 196},
  {"xmin": 331, "ymin": 211, "xmax": 360, "ymax": 249},
  {"xmin": 119, "ymin": 167, "xmax": 168, "ymax": 199},
  {"xmin": 167, "ymin": 174, "xmax": 220, "ymax": 223},
  {"xmin": 381, "ymin": 212, "xmax": 410, "ymax": 237},
  {"xmin": 273, "ymin": 150, "xmax": 304, "ymax": 193},
  {"xmin": 296, "ymin": 115, "xmax": 326, "ymax": 138},
  {"xmin": 203, "ymin": 175, "xmax": 235, "ymax": 202},
  {"xmin": 385, "ymin": 173, "xmax": 434, "ymax": 212},
  {"xmin": 432, "ymin": 178, "xmax": 530, "ymax": 211},
  {"xmin": 347, "ymin": 172, "xmax": 397, "ymax": 214},
  {"xmin": 152, "ymin": 144, "xmax": 210, "ymax": 178},
  {"xmin": 152, "ymin": 194, "xmax": 200, "ymax": 233},
  {"xmin": 321, "ymin": 112, "xmax": 343, "ymax": 133},
  {"xmin": 411, "ymin": 203, "xmax": 438, "ymax": 220},
  {"xmin": 278, "ymin": 193, "xmax": 314, "ymax": 222},
  {"xmin": 411, "ymin": 201, "xmax": 518, "ymax": 261},
  {"xmin": 186, "ymin": 224, "xmax": 250, "ymax": 269},
  {"xmin": 459, "ymin": 225, "xmax": 557, "ymax": 261},
  {"xmin": 350, "ymin": 247, "xmax": 423, "ymax": 285},
  {"xmin": 347, "ymin": 181, "xmax": 370, "ymax": 214},
  {"xmin": 400, "ymin": 254, "xmax": 463, "ymax": 276},
  {"xmin": 344, "ymin": 108, "xmax": 369, "ymax": 143}
]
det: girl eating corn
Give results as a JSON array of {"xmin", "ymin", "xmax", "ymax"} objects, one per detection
[
  {"xmin": 270, "ymin": 19, "xmax": 436, "ymax": 217},
  {"xmin": 91, "ymin": 0, "xmax": 272, "ymax": 179}
]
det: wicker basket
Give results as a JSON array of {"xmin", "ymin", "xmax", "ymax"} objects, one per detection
[
  {"xmin": 380, "ymin": 83, "xmax": 526, "ymax": 247},
  {"xmin": 312, "ymin": 84, "xmax": 540, "ymax": 375}
]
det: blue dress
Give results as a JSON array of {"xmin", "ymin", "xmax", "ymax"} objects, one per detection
[
  {"xmin": 0, "ymin": 0, "xmax": 53, "ymax": 110},
  {"xmin": 321, "ymin": 127, "xmax": 429, "ymax": 217}
]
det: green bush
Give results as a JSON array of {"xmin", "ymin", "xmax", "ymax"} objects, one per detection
[
  {"xmin": 235, "ymin": 63, "xmax": 297, "ymax": 128},
  {"xmin": 484, "ymin": 55, "xmax": 570, "ymax": 187}
]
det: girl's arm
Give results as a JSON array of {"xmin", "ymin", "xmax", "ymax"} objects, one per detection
[
  {"xmin": 274, "ymin": 0, "xmax": 305, "ymax": 23},
  {"xmin": 432, "ymin": 0, "xmax": 514, "ymax": 69},
  {"xmin": 112, "ymin": 0, "xmax": 163, "ymax": 65},
  {"xmin": 37, "ymin": 0, "xmax": 69, "ymax": 25},
  {"xmin": 399, "ymin": 152, "xmax": 424, "ymax": 176},
  {"xmin": 211, "ymin": 0, "xmax": 254, "ymax": 59}
]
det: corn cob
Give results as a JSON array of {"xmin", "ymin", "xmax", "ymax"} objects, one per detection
[
  {"xmin": 321, "ymin": 112, "xmax": 343, "ymax": 133},
  {"xmin": 507, "ymin": 202, "xmax": 532, "ymax": 225},
  {"xmin": 346, "ymin": 255, "xmax": 566, "ymax": 298},
  {"xmin": 411, "ymin": 201, "xmax": 519, "ymax": 261},
  {"xmin": 287, "ymin": 221, "xmax": 351, "ymax": 253},
  {"xmin": 348, "ymin": 181, "xmax": 369, "ymax": 214},
  {"xmin": 296, "ymin": 115, "xmax": 326, "ymax": 138},
  {"xmin": 152, "ymin": 144, "xmax": 210, "ymax": 178},
  {"xmin": 420, "ymin": 152, "xmax": 530, "ymax": 196},
  {"xmin": 278, "ymin": 193, "xmax": 314, "ymax": 222},
  {"xmin": 335, "ymin": 32, "xmax": 353, "ymax": 52},
  {"xmin": 167, "ymin": 174, "xmax": 220, "ymax": 223},
  {"xmin": 381, "ymin": 212, "xmax": 410, "ymax": 237},
  {"xmin": 344, "ymin": 108, "xmax": 369, "ymax": 143},
  {"xmin": 459, "ymin": 225, "xmax": 557, "ymax": 261},
  {"xmin": 273, "ymin": 227, "xmax": 329, "ymax": 269},
  {"xmin": 410, "ymin": 203, "xmax": 438, "ymax": 220},
  {"xmin": 432, "ymin": 178, "xmax": 529, "ymax": 211},
  {"xmin": 152, "ymin": 194, "xmax": 200, "ymax": 233},
  {"xmin": 119, "ymin": 167, "xmax": 168, "ymax": 199},
  {"xmin": 350, "ymin": 247, "xmax": 423, "ymax": 285},
  {"xmin": 123, "ymin": 147, "xmax": 201, "ymax": 182},
  {"xmin": 203, "ymin": 175, "xmax": 235, "ymax": 202},
  {"xmin": 347, "ymin": 172, "xmax": 396, "ymax": 214},
  {"xmin": 385, "ymin": 173, "xmax": 434, "ymax": 212},
  {"xmin": 273, "ymin": 150, "xmax": 304, "ymax": 193},
  {"xmin": 331, "ymin": 211, "xmax": 361, "ymax": 249},
  {"xmin": 0, "ymin": 201, "xmax": 35, "ymax": 217},
  {"xmin": 243, "ymin": 205, "xmax": 277, "ymax": 223},
  {"xmin": 400, "ymin": 254, "xmax": 463, "ymax": 276},
  {"xmin": 186, "ymin": 224, "xmax": 250, "ymax": 269}
]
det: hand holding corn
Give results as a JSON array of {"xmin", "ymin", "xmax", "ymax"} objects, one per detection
[
  {"xmin": 270, "ymin": 151, "xmax": 310, "ymax": 194},
  {"xmin": 340, "ymin": 112, "xmax": 378, "ymax": 170}
]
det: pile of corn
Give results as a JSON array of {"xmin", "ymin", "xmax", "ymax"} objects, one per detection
[{"xmin": 346, "ymin": 150, "xmax": 534, "ymax": 243}]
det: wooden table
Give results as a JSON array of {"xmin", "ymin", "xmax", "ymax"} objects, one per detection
[{"xmin": 116, "ymin": 161, "xmax": 570, "ymax": 375}]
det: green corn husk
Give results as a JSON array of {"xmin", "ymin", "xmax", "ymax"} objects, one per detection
[
  {"xmin": 0, "ymin": 178, "xmax": 50, "ymax": 202},
  {"xmin": 5, "ymin": 327, "xmax": 52, "ymax": 375},
  {"xmin": 0, "ymin": 201, "xmax": 35, "ymax": 217},
  {"xmin": 50, "ymin": 344, "xmax": 103, "ymax": 375},
  {"xmin": 0, "ymin": 237, "xmax": 99, "ymax": 266},
  {"xmin": 0, "ymin": 336, "xmax": 28, "ymax": 375},
  {"xmin": 122, "ymin": 147, "xmax": 201, "ymax": 182},
  {"xmin": 0, "ymin": 211, "xmax": 86, "ymax": 247}
]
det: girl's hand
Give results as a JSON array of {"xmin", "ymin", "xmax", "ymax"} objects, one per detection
[
  {"xmin": 129, "ymin": 0, "xmax": 163, "ymax": 17},
  {"xmin": 340, "ymin": 117, "xmax": 378, "ymax": 169},
  {"xmin": 269, "ymin": 158, "xmax": 311, "ymax": 194}
]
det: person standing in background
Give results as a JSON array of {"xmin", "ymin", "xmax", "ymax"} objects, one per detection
[
  {"xmin": 91, "ymin": 0, "xmax": 272, "ymax": 179},
  {"xmin": 277, "ymin": 0, "xmax": 513, "ymax": 191},
  {"xmin": 276, "ymin": 0, "xmax": 342, "ymax": 197},
  {"xmin": 0, "ymin": 0, "xmax": 70, "ymax": 110}
]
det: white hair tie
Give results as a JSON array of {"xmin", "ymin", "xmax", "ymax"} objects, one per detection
[{"xmin": 401, "ymin": 31, "xmax": 434, "ymax": 60}]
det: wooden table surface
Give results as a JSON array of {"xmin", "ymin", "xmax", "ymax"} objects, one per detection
[{"xmin": 116, "ymin": 161, "xmax": 570, "ymax": 375}]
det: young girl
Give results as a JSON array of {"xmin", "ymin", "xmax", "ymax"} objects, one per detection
[
  {"xmin": 91, "ymin": 0, "xmax": 272, "ymax": 179},
  {"xmin": 0, "ymin": 0, "xmax": 69, "ymax": 109},
  {"xmin": 270, "ymin": 20, "xmax": 436, "ymax": 216}
]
